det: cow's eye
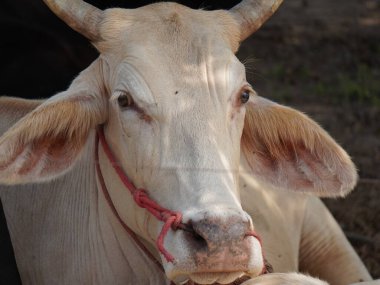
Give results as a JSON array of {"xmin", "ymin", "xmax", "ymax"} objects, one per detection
[
  {"xmin": 118, "ymin": 93, "xmax": 134, "ymax": 108},
  {"xmin": 240, "ymin": 90, "xmax": 250, "ymax": 104}
]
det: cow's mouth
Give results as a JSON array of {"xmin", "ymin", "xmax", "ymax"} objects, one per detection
[
  {"xmin": 176, "ymin": 258, "xmax": 273, "ymax": 285},
  {"xmin": 171, "ymin": 257, "xmax": 272, "ymax": 284},
  {"xmin": 183, "ymin": 274, "xmax": 251, "ymax": 285},
  {"xmin": 176, "ymin": 272, "xmax": 251, "ymax": 285}
]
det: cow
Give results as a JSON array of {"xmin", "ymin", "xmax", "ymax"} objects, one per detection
[{"xmin": 0, "ymin": 0, "xmax": 376, "ymax": 284}]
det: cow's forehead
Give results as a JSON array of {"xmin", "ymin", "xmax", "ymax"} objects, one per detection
[
  {"xmin": 99, "ymin": 3, "xmax": 246, "ymax": 114},
  {"xmin": 109, "ymin": 56, "xmax": 247, "ymax": 122},
  {"xmin": 98, "ymin": 2, "xmax": 241, "ymax": 56}
]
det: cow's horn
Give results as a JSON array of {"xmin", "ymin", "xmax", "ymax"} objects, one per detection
[
  {"xmin": 43, "ymin": 0, "xmax": 102, "ymax": 41},
  {"xmin": 230, "ymin": 0, "xmax": 283, "ymax": 41}
]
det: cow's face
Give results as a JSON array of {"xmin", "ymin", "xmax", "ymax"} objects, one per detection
[
  {"xmin": 0, "ymin": 1, "xmax": 358, "ymax": 284},
  {"xmin": 99, "ymin": 4, "xmax": 262, "ymax": 282}
]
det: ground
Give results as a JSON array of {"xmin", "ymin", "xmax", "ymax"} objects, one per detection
[{"xmin": 237, "ymin": 0, "xmax": 380, "ymax": 278}]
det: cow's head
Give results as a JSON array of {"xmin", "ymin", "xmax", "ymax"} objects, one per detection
[{"xmin": 0, "ymin": 0, "xmax": 357, "ymax": 284}]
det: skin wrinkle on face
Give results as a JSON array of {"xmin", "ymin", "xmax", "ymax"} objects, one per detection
[{"xmin": 113, "ymin": 62, "xmax": 157, "ymax": 108}]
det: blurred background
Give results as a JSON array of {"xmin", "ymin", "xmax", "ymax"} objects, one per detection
[{"xmin": 0, "ymin": 0, "xmax": 379, "ymax": 282}]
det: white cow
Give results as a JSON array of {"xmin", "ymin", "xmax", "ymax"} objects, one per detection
[{"xmin": 0, "ymin": 0, "xmax": 376, "ymax": 284}]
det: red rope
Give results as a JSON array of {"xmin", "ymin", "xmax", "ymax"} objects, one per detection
[
  {"xmin": 97, "ymin": 126, "xmax": 184, "ymax": 263},
  {"xmin": 95, "ymin": 132, "xmax": 164, "ymax": 269}
]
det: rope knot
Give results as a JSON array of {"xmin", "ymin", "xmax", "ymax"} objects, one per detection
[
  {"xmin": 171, "ymin": 212, "xmax": 183, "ymax": 230},
  {"xmin": 160, "ymin": 211, "xmax": 182, "ymax": 230}
]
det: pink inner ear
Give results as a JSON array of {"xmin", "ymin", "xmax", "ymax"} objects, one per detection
[
  {"xmin": 41, "ymin": 135, "xmax": 82, "ymax": 176},
  {"xmin": 241, "ymin": 99, "xmax": 358, "ymax": 196},
  {"xmin": 17, "ymin": 141, "xmax": 46, "ymax": 175},
  {"xmin": 0, "ymin": 133, "xmax": 85, "ymax": 182},
  {"xmin": 0, "ymin": 143, "xmax": 24, "ymax": 172},
  {"xmin": 296, "ymin": 148, "xmax": 343, "ymax": 192},
  {"xmin": 243, "ymin": 137, "xmax": 344, "ymax": 195},
  {"xmin": 245, "ymin": 142, "xmax": 315, "ymax": 192}
]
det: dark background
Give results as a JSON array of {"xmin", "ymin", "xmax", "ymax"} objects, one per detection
[
  {"xmin": 0, "ymin": 0, "xmax": 240, "ymax": 98},
  {"xmin": 0, "ymin": 0, "xmax": 379, "ymax": 283}
]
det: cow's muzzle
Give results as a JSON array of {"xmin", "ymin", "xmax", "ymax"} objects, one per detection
[{"xmin": 164, "ymin": 210, "xmax": 265, "ymax": 284}]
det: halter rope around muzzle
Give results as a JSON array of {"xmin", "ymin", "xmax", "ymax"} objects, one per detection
[{"xmin": 95, "ymin": 125, "xmax": 271, "ymax": 277}]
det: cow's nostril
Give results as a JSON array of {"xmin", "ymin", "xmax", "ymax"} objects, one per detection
[
  {"xmin": 185, "ymin": 220, "xmax": 208, "ymax": 250},
  {"xmin": 185, "ymin": 212, "xmax": 253, "ymax": 250}
]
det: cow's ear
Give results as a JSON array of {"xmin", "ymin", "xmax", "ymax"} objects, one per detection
[
  {"xmin": 241, "ymin": 96, "xmax": 357, "ymax": 197},
  {"xmin": 0, "ymin": 91, "xmax": 107, "ymax": 185}
]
